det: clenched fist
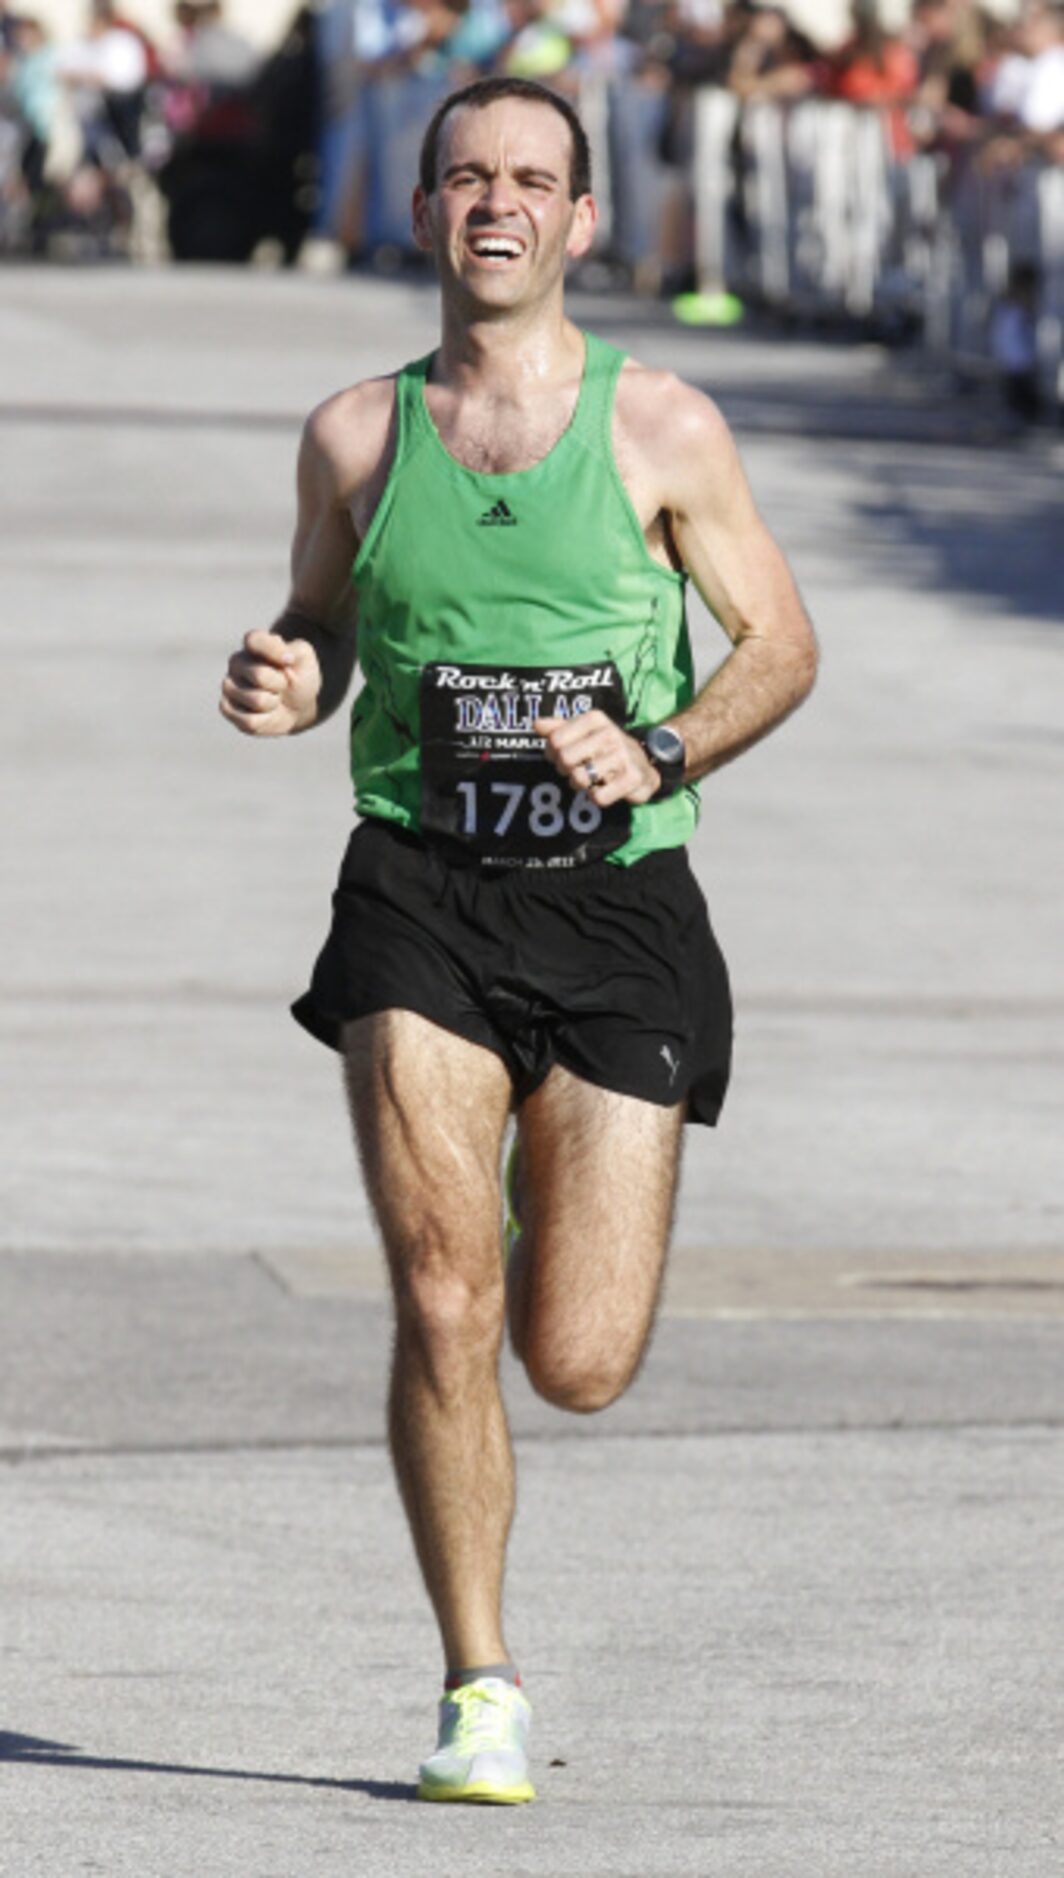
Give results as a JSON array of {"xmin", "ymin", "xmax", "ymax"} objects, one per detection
[
  {"xmin": 219, "ymin": 630, "xmax": 323, "ymax": 736},
  {"xmin": 536, "ymin": 708, "xmax": 660, "ymax": 807}
]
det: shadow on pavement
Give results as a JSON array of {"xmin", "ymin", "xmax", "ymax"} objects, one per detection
[
  {"xmin": 0, "ymin": 1732, "xmax": 416, "ymax": 1802},
  {"xmin": 847, "ymin": 453, "xmax": 1064, "ymax": 627}
]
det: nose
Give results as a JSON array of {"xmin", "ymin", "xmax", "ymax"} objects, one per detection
[{"xmin": 473, "ymin": 172, "xmax": 520, "ymax": 219}]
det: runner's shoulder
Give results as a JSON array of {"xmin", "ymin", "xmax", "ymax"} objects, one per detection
[
  {"xmin": 302, "ymin": 374, "xmax": 398, "ymax": 503},
  {"xmin": 616, "ymin": 357, "xmax": 733, "ymax": 460},
  {"xmin": 615, "ymin": 356, "xmax": 745, "ymax": 513}
]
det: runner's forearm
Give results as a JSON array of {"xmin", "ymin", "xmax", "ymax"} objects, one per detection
[
  {"xmin": 272, "ymin": 608, "xmax": 358, "ymax": 730},
  {"xmin": 669, "ymin": 630, "xmax": 817, "ymax": 781}
]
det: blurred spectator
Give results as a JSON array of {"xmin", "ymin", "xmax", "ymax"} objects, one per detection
[
  {"xmin": 502, "ymin": 0, "xmax": 574, "ymax": 78},
  {"xmin": 1016, "ymin": 0, "xmax": 1064, "ymax": 132},
  {"xmin": 159, "ymin": 3, "xmax": 319, "ymax": 262},
  {"xmin": 827, "ymin": 0, "xmax": 919, "ymax": 154},
  {"xmin": 981, "ymin": 0, "xmax": 1064, "ymax": 129},
  {"xmin": 170, "ymin": 1, "xmax": 259, "ymax": 87},
  {"xmin": 245, "ymin": 3, "xmax": 319, "ymax": 251},
  {"xmin": 977, "ymin": 0, "xmax": 1064, "ymax": 167},
  {"xmin": 53, "ymin": 0, "xmax": 148, "ymax": 161},
  {"xmin": 650, "ymin": 0, "xmax": 728, "ymax": 89},
  {"xmin": 554, "ymin": 0, "xmax": 633, "ymax": 77},
  {"xmin": 989, "ymin": 258, "xmax": 1041, "ymax": 419},
  {"xmin": 10, "ymin": 13, "xmax": 57, "ymax": 194},
  {"xmin": 348, "ymin": 0, "xmax": 435, "ymax": 67},
  {"xmin": 725, "ymin": 3, "xmax": 817, "ymax": 103},
  {"xmin": 112, "ymin": 7, "xmax": 164, "ymax": 82},
  {"xmin": 907, "ymin": 0, "xmax": 986, "ymax": 148},
  {"xmin": 415, "ymin": 0, "xmax": 512, "ymax": 71},
  {"xmin": 2, "ymin": 2, "xmax": 26, "ymax": 53},
  {"xmin": 980, "ymin": 9, "xmax": 1033, "ymax": 117},
  {"xmin": 401, "ymin": 0, "xmax": 505, "ymax": 75}
]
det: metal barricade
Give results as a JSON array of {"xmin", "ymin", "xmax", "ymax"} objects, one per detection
[
  {"xmin": 691, "ymin": 86, "xmax": 741, "ymax": 296},
  {"xmin": 1039, "ymin": 165, "xmax": 1064, "ymax": 405},
  {"xmin": 684, "ymin": 89, "xmax": 1060, "ymax": 405},
  {"xmin": 576, "ymin": 73, "xmax": 613, "ymax": 256},
  {"xmin": 690, "ymin": 95, "xmax": 902, "ymax": 320},
  {"xmin": 743, "ymin": 100, "xmax": 793, "ymax": 306},
  {"xmin": 926, "ymin": 158, "xmax": 1063, "ymax": 405}
]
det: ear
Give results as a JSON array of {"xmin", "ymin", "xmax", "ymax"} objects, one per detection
[
  {"xmin": 412, "ymin": 185, "xmax": 434, "ymax": 254},
  {"xmin": 565, "ymin": 193, "xmax": 597, "ymax": 262}
]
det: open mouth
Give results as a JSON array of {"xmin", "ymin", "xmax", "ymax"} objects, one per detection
[{"xmin": 466, "ymin": 234, "xmax": 526, "ymax": 264}]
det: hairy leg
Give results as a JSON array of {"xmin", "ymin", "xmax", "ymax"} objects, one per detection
[
  {"xmin": 343, "ymin": 1011, "xmax": 515, "ymax": 1671},
  {"xmin": 508, "ymin": 1070, "xmax": 684, "ymax": 1412}
]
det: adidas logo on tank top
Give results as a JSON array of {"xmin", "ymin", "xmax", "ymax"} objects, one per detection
[{"xmin": 478, "ymin": 499, "xmax": 518, "ymax": 527}]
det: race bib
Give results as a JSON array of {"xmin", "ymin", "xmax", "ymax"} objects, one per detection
[{"xmin": 419, "ymin": 660, "xmax": 631, "ymax": 866}]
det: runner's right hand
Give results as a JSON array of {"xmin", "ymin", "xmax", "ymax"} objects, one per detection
[{"xmin": 219, "ymin": 630, "xmax": 322, "ymax": 736}]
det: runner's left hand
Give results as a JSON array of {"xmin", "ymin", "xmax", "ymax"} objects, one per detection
[{"xmin": 536, "ymin": 710, "xmax": 660, "ymax": 807}]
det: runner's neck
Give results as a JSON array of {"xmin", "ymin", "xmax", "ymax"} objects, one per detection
[{"xmin": 433, "ymin": 308, "xmax": 583, "ymax": 402}]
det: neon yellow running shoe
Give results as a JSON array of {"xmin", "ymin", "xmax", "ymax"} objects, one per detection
[
  {"xmin": 671, "ymin": 289, "xmax": 745, "ymax": 327},
  {"xmin": 503, "ymin": 1140, "xmax": 521, "ymax": 1264},
  {"xmin": 417, "ymin": 1678, "xmax": 535, "ymax": 1804}
]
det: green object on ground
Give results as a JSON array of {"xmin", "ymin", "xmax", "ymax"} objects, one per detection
[{"xmin": 672, "ymin": 290, "xmax": 745, "ymax": 327}]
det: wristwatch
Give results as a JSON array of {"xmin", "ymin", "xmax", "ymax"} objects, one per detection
[{"xmin": 632, "ymin": 723, "xmax": 687, "ymax": 800}]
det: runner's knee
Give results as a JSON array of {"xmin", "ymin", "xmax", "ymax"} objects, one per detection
[
  {"xmin": 522, "ymin": 1340, "xmax": 635, "ymax": 1415},
  {"xmin": 393, "ymin": 1248, "xmax": 504, "ymax": 1370}
]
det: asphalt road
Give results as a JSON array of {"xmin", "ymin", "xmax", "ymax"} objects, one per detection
[{"xmin": 2, "ymin": 265, "xmax": 1062, "ymax": 1877}]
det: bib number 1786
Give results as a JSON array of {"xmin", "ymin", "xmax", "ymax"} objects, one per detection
[
  {"xmin": 456, "ymin": 778, "xmax": 602, "ymax": 842},
  {"xmin": 419, "ymin": 658, "xmax": 631, "ymax": 863}
]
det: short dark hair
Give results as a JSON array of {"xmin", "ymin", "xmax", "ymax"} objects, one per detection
[{"xmin": 419, "ymin": 77, "xmax": 592, "ymax": 202}]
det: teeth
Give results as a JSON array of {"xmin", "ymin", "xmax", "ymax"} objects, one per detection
[{"xmin": 471, "ymin": 239, "xmax": 522, "ymax": 258}]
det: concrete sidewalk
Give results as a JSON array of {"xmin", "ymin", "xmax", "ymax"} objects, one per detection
[{"xmin": 2, "ymin": 267, "xmax": 1062, "ymax": 1875}]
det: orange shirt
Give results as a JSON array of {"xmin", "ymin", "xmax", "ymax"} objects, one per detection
[{"xmin": 829, "ymin": 41, "xmax": 919, "ymax": 155}]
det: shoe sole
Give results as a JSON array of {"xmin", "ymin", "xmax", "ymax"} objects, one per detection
[{"xmin": 417, "ymin": 1777, "xmax": 536, "ymax": 1804}]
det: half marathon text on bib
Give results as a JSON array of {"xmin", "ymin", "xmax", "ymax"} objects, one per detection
[{"xmin": 419, "ymin": 660, "xmax": 631, "ymax": 866}]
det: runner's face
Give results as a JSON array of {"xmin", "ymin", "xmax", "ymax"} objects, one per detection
[{"xmin": 414, "ymin": 100, "xmax": 595, "ymax": 308}]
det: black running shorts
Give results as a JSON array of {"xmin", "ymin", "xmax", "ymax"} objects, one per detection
[{"xmin": 292, "ymin": 819, "xmax": 732, "ymax": 1125}]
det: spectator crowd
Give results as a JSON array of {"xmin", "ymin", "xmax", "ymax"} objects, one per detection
[
  {"xmin": 330, "ymin": 0, "xmax": 1064, "ymax": 161},
  {"xmin": 1, "ymin": 0, "xmax": 1062, "ymax": 261},
  {"xmin": 0, "ymin": 0, "xmax": 316, "ymax": 255}
]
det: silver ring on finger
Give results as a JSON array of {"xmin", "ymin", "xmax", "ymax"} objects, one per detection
[{"xmin": 585, "ymin": 760, "xmax": 600, "ymax": 788}]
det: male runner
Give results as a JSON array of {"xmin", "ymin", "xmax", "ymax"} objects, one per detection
[{"xmin": 220, "ymin": 76, "xmax": 816, "ymax": 1805}]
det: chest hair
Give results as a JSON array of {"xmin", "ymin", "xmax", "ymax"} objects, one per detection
[
  {"xmin": 428, "ymin": 388, "xmax": 577, "ymax": 475},
  {"xmin": 404, "ymin": 384, "xmax": 679, "ymax": 571}
]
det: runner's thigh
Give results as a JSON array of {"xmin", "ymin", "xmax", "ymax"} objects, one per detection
[
  {"xmin": 515, "ymin": 1065, "xmax": 684, "ymax": 1399},
  {"xmin": 343, "ymin": 1010, "xmax": 513, "ymax": 1292}
]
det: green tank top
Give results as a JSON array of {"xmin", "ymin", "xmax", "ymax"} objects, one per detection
[{"xmin": 349, "ymin": 330, "xmax": 698, "ymax": 868}]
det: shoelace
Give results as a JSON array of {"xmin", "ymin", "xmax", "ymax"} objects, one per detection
[{"xmin": 444, "ymin": 1683, "xmax": 517, "ymax": 1753}]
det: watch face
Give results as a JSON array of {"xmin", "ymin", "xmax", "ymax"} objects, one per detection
[{"xmin": 647, "ymin": 726, "xmax": 685, "ymax": 766}]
